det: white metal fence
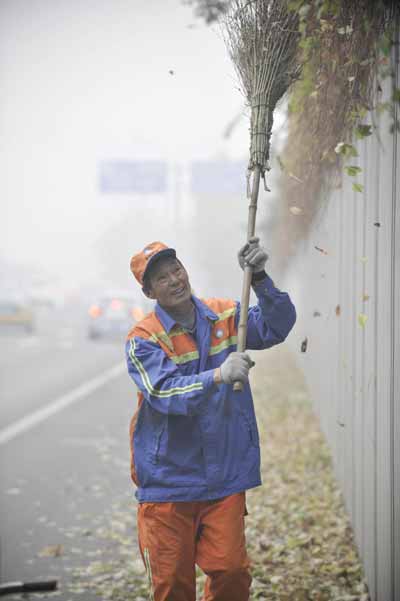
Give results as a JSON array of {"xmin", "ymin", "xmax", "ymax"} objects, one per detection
[{"xmin": 284, "ymin": 41, "xmax": 399, "ymax": 601}]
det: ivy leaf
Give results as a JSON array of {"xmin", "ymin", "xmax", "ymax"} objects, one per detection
[
  {"xmin": 334, "ymin": 142, "xmax": 358, "ymax": 158},
  {"xmin": 345, "ymin": 166, "xmax": 362, "ymax": 177},
  {"xmin": 352, "ymin": 183, "xmax": 364, "ymax": 193},
  {"xmin": 355, "ymin": 124, "xmax": 372, "ymax": 139},
  {"xmin": 337, "ymin": 25, "xmax": 353, "ymax": 35},
  {"xmin": 379, "ymin": 32, "xmax": 392, "ymax": 57},
  {"xmin": 298, "ymin": 4, "xmax": 311, "ymax": 19},
  {"xmin": 287, "ymin": 0, "xmax": 304, "ymax": 12}
]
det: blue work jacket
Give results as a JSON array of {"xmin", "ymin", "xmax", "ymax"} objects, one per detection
[{"xmin": 125, "ymin": 274, "xmax": 296, "ymax": 502}]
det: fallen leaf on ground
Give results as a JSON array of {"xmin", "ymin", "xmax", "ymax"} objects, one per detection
[{"xmin": 38, "ymin": 544, "xmax": 64, "ymax": 558}]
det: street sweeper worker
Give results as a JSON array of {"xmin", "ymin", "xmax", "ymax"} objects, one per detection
[{"xmin": 126, "ymin": 239, "xmax": 296, "ymax": 601}]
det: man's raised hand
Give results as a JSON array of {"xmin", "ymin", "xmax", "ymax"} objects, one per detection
[{"xmin": 238, "ymin": 236, "xmax": 268, "ymax": 273}]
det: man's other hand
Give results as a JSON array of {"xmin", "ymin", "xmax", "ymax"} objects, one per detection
[
  {"xmin": 219, "ymin": 352, "xmax": 255, "ymax": 385},
  {"xmin": 238, "ymin": 236, "xmax": 268, "ymax": 273}
]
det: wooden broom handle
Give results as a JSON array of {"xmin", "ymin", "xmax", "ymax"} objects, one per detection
[{"xmin": 233, "ymin": 165, "xmax": 261, "ymax": 392}]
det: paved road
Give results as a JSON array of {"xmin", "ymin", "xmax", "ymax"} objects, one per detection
[{"xmin": 0, "ymin": 307, "xmax": 139, "ymax": 598}]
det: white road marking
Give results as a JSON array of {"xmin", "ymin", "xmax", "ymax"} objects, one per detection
[{"xmin": 0, "ymin": 362, "xmax": 126, "ymax": 446}]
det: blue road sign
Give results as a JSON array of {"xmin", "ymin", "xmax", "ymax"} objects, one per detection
[
  {"xmin": 190, "ymin": 160, "xmax": 247, "ymax": 195},
  {"xmin": 99, "ymin": 160, "xmax": 167, "ymax": 194}
]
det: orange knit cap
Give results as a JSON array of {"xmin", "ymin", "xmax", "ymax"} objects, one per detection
[{"xmin": 130, "ymin": 241, "xmax": 176, "ymax": 286}]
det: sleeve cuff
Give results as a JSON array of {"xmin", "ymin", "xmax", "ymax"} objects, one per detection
[
  {"xmin": 251, "ymin": 272, "xmax": 276, "ymax": 293},
  {"xmin": 251, "ymin": 269, "xmax": 268, "ymax": 284},
  {"xmin": 198, "ymin": 368, "xmax": 218, "ymax": 393}
]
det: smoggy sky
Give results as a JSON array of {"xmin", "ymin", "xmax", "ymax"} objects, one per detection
[{"xmin": 1, "ymin": 0, "xmax": 285, "ymax": 295}]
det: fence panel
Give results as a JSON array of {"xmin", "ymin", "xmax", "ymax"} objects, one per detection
[{"xmin": 284, "ymin": 54, "xmax": 399, "ymax": 601}]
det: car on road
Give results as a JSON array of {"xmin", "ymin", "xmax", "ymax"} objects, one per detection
[
  {"xmin": 0, "ymin": 296, "xmax": 35, "ymax": 334},
  {"xmin": 87, "ymin": 292, "xmax": 150, "ymax": 340}
]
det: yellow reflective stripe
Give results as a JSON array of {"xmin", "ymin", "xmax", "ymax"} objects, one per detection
[
  {"xmin": 209, "ymin": 335, "xmax": 238, "ymax": 356},
  {"xmin": 215, "ymin": 306, "xmax": 236, "ymax": 322},
  {"xmin": 170, "ymin": 327, "xmax": 187, "ymax": 337},
  {"xmin": 149, "ymin": 332, "xmax": 173, "ymax": 351},
  {"xmin": 149, "ymin": 328, "xmax": 189, "ymax": 350},
  {"xmin": 170, "ymin": 350, "xmax": 199, "ymax": 365},
  {"xmin": 129, "ymin": 339, "xmax": 203, "ymax": 397},
  {"xmin": 144, "ymin": 548, "xmax": 155, "ymax": 601}
]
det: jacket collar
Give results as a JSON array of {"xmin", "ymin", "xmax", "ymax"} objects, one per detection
[{"xmin": 155, "ymin": 295, "xmax": 218, "ymax": 333}]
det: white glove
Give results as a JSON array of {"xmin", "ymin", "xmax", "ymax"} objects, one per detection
[
  {"xmin": 238, "ymin": 236, "xmax": 268, "ymax": 273},
  {"xmin": 220, "ymin": 352, "xmax": 255, "ymax": 385}
]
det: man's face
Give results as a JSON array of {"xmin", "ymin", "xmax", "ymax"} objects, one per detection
[{"xmin": 145, "ymin": 257, "xmax": 191, "ymax": 310}]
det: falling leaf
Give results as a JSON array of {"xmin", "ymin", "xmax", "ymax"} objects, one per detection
[
  {"xmin": 358, "ymin": 313, "xmax": 368, "ymax": 328},
  {"xmin": 288, "ymin": 172, "xmax": 304, "ymax": 183},
  {"xmin": 355, "ymin": 124, "xmax": 372, "ymax": 139},
  {"xmin": 290, "ymin": 206, "xmax": 303, "ymax": 215},
  {"xmin": 345, "ymin": 165, "xmax": 362, "ymax": 177},
  {"xmin": 352, "ymin": 182, "xmax": 363, "ymax": 193},
  {"xmin": 38, "ymin": 544, "xmax": 64, "ymax": 558},
  {"xmin": 374, "ymin": 222, "xmax": 381, "ymax": 227},
  {"xmin": 314, "ymin": 245, "xmax": 328, "ymax": 255},
  {"xmin": 362, "ymin": 294, "xmax": 370, "ymax": 302},
  {"xmin": 313, "ymin": 311, "xmax": 321, "ymax": 317},
  {"xmin": 335, "ymin": 305, "xmax": 341, "ymax": 316},
  {"xmin": 301, "ymin": 337, "xmax": 308, "ymax": 353},
  {"xmin": 277, "ymin": 155, "xmax": 285, "ymax": 171},
  {"xmin": 168, "ymin": 69, "xmax": 174, "ymax": 75}
]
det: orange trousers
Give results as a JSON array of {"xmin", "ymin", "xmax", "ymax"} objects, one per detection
[{"xmin": 137, "ymin": 492, "xmax": 251, "ymax": 601}]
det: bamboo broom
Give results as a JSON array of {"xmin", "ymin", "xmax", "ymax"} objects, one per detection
[{"xmin": 222, "ymin": 0, "xmax": 300, "ymax": 391}]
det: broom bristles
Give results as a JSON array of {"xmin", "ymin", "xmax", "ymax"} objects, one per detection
[{"xmin": 222, "ymin": 0, "xmax": 300, "ymax": 181}]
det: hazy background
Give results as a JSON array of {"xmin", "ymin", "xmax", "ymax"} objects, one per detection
[
  {"xmin": 0, "ymin": 3, "xmax": 290, "ymax": 584},
  {"xmin": 1, "ymin": 0, "xmax": 286, "ymax": 303}
]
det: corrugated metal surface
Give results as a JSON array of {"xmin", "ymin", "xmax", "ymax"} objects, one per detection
[{"xmin": 284, "ymin": 44, "xmax": 399, "ymax": 601}]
